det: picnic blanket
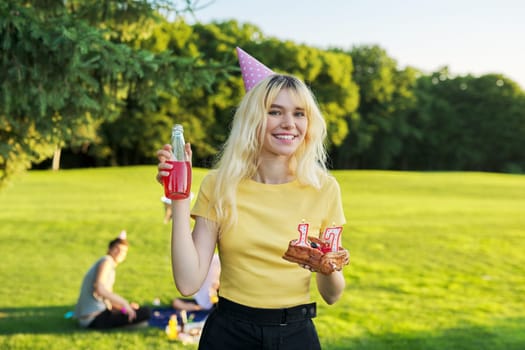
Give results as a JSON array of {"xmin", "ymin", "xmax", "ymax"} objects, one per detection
[
  {"xmin": 148, "ymin": 307, "xmax": 211, "ymax": 329},
  {"xmin": 149, "ymin": 307, "xmax": 212, "ymax": 344}
]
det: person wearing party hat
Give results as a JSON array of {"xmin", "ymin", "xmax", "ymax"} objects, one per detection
[
  {"xmin": 156, "ymin": 47, "xmax": 348, "ymax": 349},
  {"xmin": 73, "ymin": 230, "xmax": 151, "ymax": 329}
]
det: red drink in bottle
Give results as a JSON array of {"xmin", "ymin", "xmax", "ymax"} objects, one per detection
[
  {"xmin": 163, "ymin": 124, "xmax": 191, "ymax": 200},
  {"xmin": 163, "ymin": 160, "xmax": 191, "ymax": 200}
]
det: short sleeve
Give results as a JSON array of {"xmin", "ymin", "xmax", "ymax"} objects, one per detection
[
  {"xmin": 191, "ymin": 172, "xmax": 218, "ymax": 222},
  {"xmin": 322, "ymin": 176, "xmax": 346, "ymax": 228}
]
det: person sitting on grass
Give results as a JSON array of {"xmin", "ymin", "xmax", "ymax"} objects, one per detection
[
  {"xmin": 74, "ymin": 230, "xmax": 151, "ymax": 329},
  {"xmin": 172, "ymin": 253, "xmax": 221, "ymax": 311}
]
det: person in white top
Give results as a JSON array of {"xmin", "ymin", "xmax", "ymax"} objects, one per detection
[{"xmin": 172, "ymin": 253, "xmax": 220, "ymax": 311}]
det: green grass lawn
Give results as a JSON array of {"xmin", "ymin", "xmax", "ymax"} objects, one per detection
[{"xmin": 0, "ymin": 167, "xmax": 524, "ymax": 349}]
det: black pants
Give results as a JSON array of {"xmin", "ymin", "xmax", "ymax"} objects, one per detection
[
  {"xmin": 88, "ymin": 306, "xmax": 151, "ymax": 330},
  {"xmin": 198, "ymin": 297, "xmax": 321, "ymax": 350}
]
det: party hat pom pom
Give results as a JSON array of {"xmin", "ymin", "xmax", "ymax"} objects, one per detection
[{"xmin": 119, "ymin": 230, "xmax": 127, "ymax": 240}]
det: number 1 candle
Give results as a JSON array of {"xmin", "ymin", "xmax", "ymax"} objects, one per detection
[{"xmin": 293, "ymin": 222, "xmax": 310, "ymax": 247}]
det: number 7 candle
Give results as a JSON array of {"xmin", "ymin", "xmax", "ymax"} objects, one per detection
[{"xmin": 322, "ymin": 225, "xmax": 343, "ymax": 252}]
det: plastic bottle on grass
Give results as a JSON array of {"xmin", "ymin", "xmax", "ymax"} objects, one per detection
[
  {"xmin": 166, "ymin": 314, "xmax": 178, "ymax": 340},
  {"xmin": 163, "ymin": 124, "xmax": 191, "ymax": 200}
]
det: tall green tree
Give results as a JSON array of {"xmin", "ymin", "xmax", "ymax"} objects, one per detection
[
  {"xmin": 332, "ymin": 45, "xmax": 419, "ymax": 169},
  {"xmin": 0, "ymin": 0, "xmax": 227, "ymax": 188},
  {"xmin": 405, "ymin": 70, "xmax": 525, "ymax": 172},
  {"xmin": 91, "ymin": 16, "xmax": 233, "ymax": 167}
]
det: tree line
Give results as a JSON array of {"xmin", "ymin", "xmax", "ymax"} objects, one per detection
[{"xmin": 1, "ymin": 1, "xmax": 524, "ymax": 190}]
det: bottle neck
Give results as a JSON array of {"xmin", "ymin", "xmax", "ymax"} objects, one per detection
[{"xmin": 171, "ymin": 132, "xmax": 186, "ymax": 161}]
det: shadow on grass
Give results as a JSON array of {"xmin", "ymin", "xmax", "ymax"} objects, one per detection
[
  {"xmin": 0, "ymin": 305, "xmax": 79, "ymax": 335},
  {"xmin": 1, "ymin": 306, "xmax": 525, "ymax": 350},
  {"xmin": 0, "ymin": 305, "xmax": 153, "ymax": 335}
]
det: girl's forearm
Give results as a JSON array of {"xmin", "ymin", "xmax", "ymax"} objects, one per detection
[
  {"xmin": 170, "ymin": 198, "xmax": 202, "ymax": 296},
  {"xmin": 316, "ymin": 270, "xmax": 345, "ymax": 305}
]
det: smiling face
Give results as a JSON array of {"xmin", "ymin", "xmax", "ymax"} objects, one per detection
[{"xmin": 260, "ymin": 88, "xmax": 308, "ymax": 159}]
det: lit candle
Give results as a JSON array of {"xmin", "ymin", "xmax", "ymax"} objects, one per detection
[
  {"xmin": 322, "ymin": 225, "xmax": 343, "ymax": 252},
  {"xmin": 293, "ymin": 222, "xmax": 310, "ymax": 247}
]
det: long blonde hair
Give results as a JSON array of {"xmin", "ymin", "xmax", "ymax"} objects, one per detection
[{"xmin": 211, "ymin": 74, "xmax": 329, "ymax": 235}]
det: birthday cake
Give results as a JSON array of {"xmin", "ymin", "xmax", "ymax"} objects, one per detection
[{"xmin": 282, "ymin": 236, "xmax": 349, "ymax": 275}]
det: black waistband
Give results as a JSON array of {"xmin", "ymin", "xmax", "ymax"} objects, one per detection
[{"xmin": 216, "ymin": 297, "xmax": 316, "ymax": 325}]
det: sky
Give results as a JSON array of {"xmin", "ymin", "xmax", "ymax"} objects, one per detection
[{"xmin": 191, "ymin": 0, "xmax": 525, "ymax": 88}]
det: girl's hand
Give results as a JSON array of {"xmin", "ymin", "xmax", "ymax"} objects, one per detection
[
  {"xmin": 156, "ymin": 143, "xmax": 192, "ymax": 184},
  {"xmin": 300, "ymin": 264, "xmax": 315, "ymax": 272},
  {"xmin": 156, "ymin": 144, "xmax": 173, "ymax": 184}
]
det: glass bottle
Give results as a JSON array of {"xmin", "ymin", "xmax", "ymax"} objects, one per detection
[{"xmin": 163, "ymin": 124, "xmax": 191, "ymax": 200}]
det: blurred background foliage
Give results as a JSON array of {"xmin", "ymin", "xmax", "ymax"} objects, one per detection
[{"xmin": 1, "ymin": 0, "xmax": 524, "ymax": 190}]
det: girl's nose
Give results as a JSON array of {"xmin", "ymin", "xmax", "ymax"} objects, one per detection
[{"xmin": 280, "ymin": 113, "xmax": 294, "ymax": 128}]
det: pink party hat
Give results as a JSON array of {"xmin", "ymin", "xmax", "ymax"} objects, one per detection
[{"xmin": 236, "ymin": 47, "xmax": 274, "ymax": 92}]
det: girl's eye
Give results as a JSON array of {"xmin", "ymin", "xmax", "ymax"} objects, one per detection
[
  {"xmin": 268, "ymin": 110, "xmax": 281, "ymax": 116},
  {"xmin": 294, "ymin": 111, "xmax": 306, "ymax": 117}
]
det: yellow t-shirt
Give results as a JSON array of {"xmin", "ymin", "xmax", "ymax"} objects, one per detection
[{"xmin": 191, "ymin": 172, "xmax": 346, "ymax": 308}]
